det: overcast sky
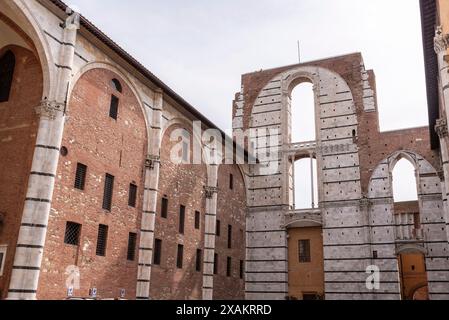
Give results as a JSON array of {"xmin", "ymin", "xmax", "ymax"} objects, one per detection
[{"xmin": 67, "ymin": 0, "xmax": 425, "ymax": 205}]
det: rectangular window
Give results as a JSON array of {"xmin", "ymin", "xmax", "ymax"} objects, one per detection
[
  {"xmin": 153, "ymin": 239, "xmax": 162, "ymax": 265},
  {"xmin": 227, "ymin": 257, "xmax": 232, "ymax": 277},
  {"xmin": 176, "ymin": 244, "xmax": 184, "ymax": 269},
  {"xmin": 227, "ymin": 225, "xmax": 232, "ymax": 249},
  {"xmin": 216, "ymin": 219, "xmax": 221, "ymax": 236},
  {"xmin": 74, "ymin": 163, "xmax": 87, "ymax": 190},
  {"xmin": 230, "ymin": 174, "xmax": 234, "ymax": 190},
  {"xmin": 127, "ymin": 232, "xmax": 137, "ymax": 261},
  {"xmin": 373, "ymin": 250, "xmax": 378, "ymax": 259},
  {"xmin": 109, "ymin": 95, "xmax": 119, "ymax": 120},
  {"xmin": 64, "ymin": 222, "xmax": 81, "ymax": 246},
  {"xmin": 196, "ymin": 249, "xmax": 202, "ymax": 272},
  {"xmin": 240, "ymin": 260, "xmax": 244, "ymax": 279},
  {"xmin": 298, "ymin": 239, "xmax": 311, "ymax": 263},
  {"xmin": 0, "ymin": 246, "xmax": 7, "ymax": 276},
  {"xmin": 194, "ymin": 211, "xmax": 200, "ymax": 229},
  {"xmin": 161, "ymin": 197, "xmax": 168, "ymax": 218},
  {"xmin": 102, "ymin": 174, "xmax": 114, "ymax": 211},
  {"xmin": 213, "ymin": 253, "xmax": 218, "ymax": 275},
  {"xmin": 96, "ymin": 224, "xmax": 109, "ymax": 256},
  {"xmin": 179, "ymin": 205, "xmax": 185, "ymax": 234},
  {"xmin": 128, "ymin": 183, "xmax": 137, "ymax": 207},
  {"xmin": 182, "ymin": 141, "xmax": 189, "ymax": 162}
]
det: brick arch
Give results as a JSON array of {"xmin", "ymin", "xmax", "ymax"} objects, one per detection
[
  {"xmin": 68, "ymin": 62, "xmax": 150, "ymax": 142},
  {"xmin": 0, "ymin": 1, "xmax": 54, "ymax": 99}
]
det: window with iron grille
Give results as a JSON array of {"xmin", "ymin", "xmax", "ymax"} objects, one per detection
[
  {"xmin": 0, "ymin": 50, "xmax": 15, "ymax": 103},
  {"xmin": 161, "ymin": 197, "xmax": 168, "ymax": 218},
  {"xmin": 226, "ymin": 257, "xmax": 232, "ymax": 277},
  {"xmin": 109, "ymin": 95, "xmax": 119, "ymax": 120},
  {"xmin": 96, "ymin": 224, "xmax": 108, "ymax": 256},
  {"xmin": 74, "ymin": 163, "xmax": 87, "ymax": 190},
  {"xmin": 230, "ymin": 174, "xmax": 234, "ymax": 190},
  {"xmin": 102, "ymin": 174, "xmax": 114, "ymax": 211},
  {"xmin": 194, "ymin": 211, "xmax": 200, "ymax": 229},
  {"xmin": 153, "ymin": 239, "xmax": 162, "ymax": 265},
  {"xmin": 240, "ymin": 260, "xmax": 244, "ymax": 279},
  {"xmin": 213, "ymin": 253, "xmax": 218, "ymax": 275},
  {"xmin": 128, "ymin": 183, "xmax": 137, "ymax": 207},
  {"xmin": 176, "ymin": 244, "xmax": 184, "ymax": 269},
  {"xmin": 179, "ymin": 205, "xmax": 185, "ymax": 234},
  {"xmin": 216, "ymin": 219, "xmax": 221, "ymax": 236},
  {"xmin": 227, "ymin": 225, "xmax": 232, "ymax": 249},
  {"xmin": 127, "ymin": 232, "xmax": 137, "ymax": 261},
  {"xmin": 64, "ymin": 222, "xmax": 81, "ymax": 246},
  {"xmin": 196, "ymin": 249, "xmax": 202, "ymax": 272},
  {"xmin": 298, "ymin": 239, "xmax": 311, "ymax": 263}
]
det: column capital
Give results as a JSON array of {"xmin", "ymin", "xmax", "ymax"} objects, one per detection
[
  {"xmin": 35, "ymin": 100, "xmax": 65, "ymax": 120},
  {"xmin": 434, "ymin": 26, "xmax": 449, "ymax": 54},
  {"xmin": 145, "ymin": 154, "xmax": 160, "ymax": 169},
  {"xmin": 435, "ymin": 118, "xmax": 448, "ymax": 138},
  {"xmin": 204, "ymin": 186, "xmax": 218, "ymax": 199}
]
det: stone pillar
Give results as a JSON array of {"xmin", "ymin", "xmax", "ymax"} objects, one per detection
[
  {"xmin": 435, "ymin": 27, "xmax": 449, "ymax": 125},
  {"xmin": 202, "ymin": 164, "xmax": 218, "ymax": 300},
  {"xmin": 136, "ymin": 89, "xmax": 163, "ymax": 300},
  {"xmin": 7, "ymin": 10, "xmax": 80, "ymax": 300},
  {"xmin": 436, "ymin": 118, "xmax": 449, "ymax": 242}
]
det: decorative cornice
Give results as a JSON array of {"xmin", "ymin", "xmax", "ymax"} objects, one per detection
[
  {"xmin": 204, "ymin": 186, "xmax": 218, "ymax": 199},
  {"xmin": 145, "ymin": 155, "xmax": 160, "ymax": 170},
  {"xmin": 434, "ymin": 26, "xmax": 449, "ymax": 54},
  {"xmin": 435, "ymin": 118, "xmax": 448, "ymax": 138},
  {"xmin": 35, "ymin": 100, "xmax": 65, "ymax": 120}
]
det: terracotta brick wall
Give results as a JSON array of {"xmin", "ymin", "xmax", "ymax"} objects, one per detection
[
  {"xmin": 214, "ymin": 165, "xmax": 246, "ymax": 300},
  {"xmin": 151, "ymin": 124, "xmax": 207, "ymax": 299},
  {"xmin": 38, "ymin": 68, "xmax": 147, "ymax": 300},
  {"xmin": 0, "ymin": 45, "xmax": 41, "ymax": 299}
]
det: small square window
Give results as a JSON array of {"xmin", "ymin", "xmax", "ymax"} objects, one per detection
[{"xmin": 64, "ymin": 222, "xmax": 81, "ymax": 246}]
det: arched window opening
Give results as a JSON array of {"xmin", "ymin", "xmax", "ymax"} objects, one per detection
[
  {"xmin": 294, "ymin": 157, "xmax": 318, "ymax": 209},
  {"xmin": 291, "ymin": 83, "xmax": 315, "ymax": 143},
  {"xmin": 111, "ymin": 78, "xmax": 122, "ymax": 93},
  {"xmin": 0, "ymin": 50, "xmax": 16, "ymax": 102},
  {"xmin": 392, "ymin": 158, "xmax": 418, "ymax": 202}
]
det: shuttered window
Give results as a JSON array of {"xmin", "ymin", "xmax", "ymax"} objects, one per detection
[
  {"xmin": 102, "ymin": 174, "xmax": 114, "ymax": 211},
  {"xmin": 96, "ymin": 224, "xmax": 108, "ymax": 256}
]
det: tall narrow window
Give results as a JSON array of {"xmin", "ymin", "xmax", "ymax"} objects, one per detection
[
  {"xmin": 239, "ymin": 260, "xmax": 244, "ymax": 279},
  {"xmin": 298, "ymin": 239, "xmax": 311, "ymax": 263},
  {"xmin": 102, "ymin": 174, "xmax": 114, "ymax": 211},
  {"xmin": 213, "ymin": 253, "xmax": 218, "ymax": 275},
  {"xmin": 96, "ymin": 224, "xmax": 109, "ymax": 256},
  {"xmin": 291, "ymin": 82, "xmax": 315, "ymax": 143},
  {"xmin": 179, "ymin": 205, "xmax": 186, "ymax": 234},
  {"xmin": 127, "ymin": 232, "xmax": 137, "ymax": 261},
  {"xmin": 176, "ymin": 244, "xmax": 184, "ymax": 269},
  {"xmin": 109, "ymin": 95, "xmax": 119, "ymax": 120},
  {"xmin": 74, "ymin": 163, "xmax": 87, "ymax": 190},
  {"xmin": 64, "ymin": 222, "xmax": 81, "ymax": 246},
  {"xmin": 182, "ymin": 130, "xmax": 190, "ymax": 163},
  {"xmin": 229, "ymin": 174, "xmax": 234, "ymax": 190},
  {"xmin": 153, "ymin": 239, "xmax": 162, "ymax": 265},
  {"xmin": 227, "ymin": 225, "xmax": 232, "ymax": 249},
  {"xmin": 0, "ymin": 50, "xmax": 15, "ymax": 103},
  {"xmin": 226, "ymin": 257, "xmax": 232, "ymax": 277},
  {"xmin": 0, "ymin": 246, "xmax": 6, "ymax": 276},
  {"xmin": 128, "ymin": 183, "xmax": 137, "ymax": 207},
  {"xmin": 161, "ymin": 197, "xmax": 168, "ymax": 218},
  {"xmin": 392, "ymin": 158, "xmax": 418, "ymax": 202},
  {"xmin": 196, "ymin": 249, "xmax": 202, "ymax": 272},
  {"xmin": 194, "ymin": 211, "xmax": 200, "ymax": 229},
  {"xmin": 216, "ymin": 219, "xmax": 221, "ymax": 236}
]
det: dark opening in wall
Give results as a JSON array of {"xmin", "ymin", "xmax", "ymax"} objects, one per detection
[
  {"xmin": 0, "ymin": 50, "xmax": 15, "ymax": 103},
  {"xmin": 127, "ymin": 232, "xmax": 137, "ymax": 261},
  {"xmin": 96, "ymin": 224, "xmax": 108, "ymax": 256},
  {"xmin": 64, "ymin": 222, "xmax": 81, "ymax": 246},
  {"xmin": 153, "ymin": 239, "xmax": 162, "ymax": 265}
]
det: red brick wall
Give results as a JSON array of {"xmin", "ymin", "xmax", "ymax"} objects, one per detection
[
  {"xmin": 151, "ymin": 124, "xmax": 207, "ymax": 299},
  {"xmin": 0, "ymin": 45, "xmax": 41, "ymax": 299},
  {"xmin": 38, "ymin": 68, "xmax": 147, "ymax": 300},
  {"xmin": 214, "ymin": 165, "xmax": 246, "ymax": 300}
]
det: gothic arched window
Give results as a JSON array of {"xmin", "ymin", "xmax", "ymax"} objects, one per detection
[{"xmin": 0, "ymin": 50, "xmax": 16, "ymax": 103}]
